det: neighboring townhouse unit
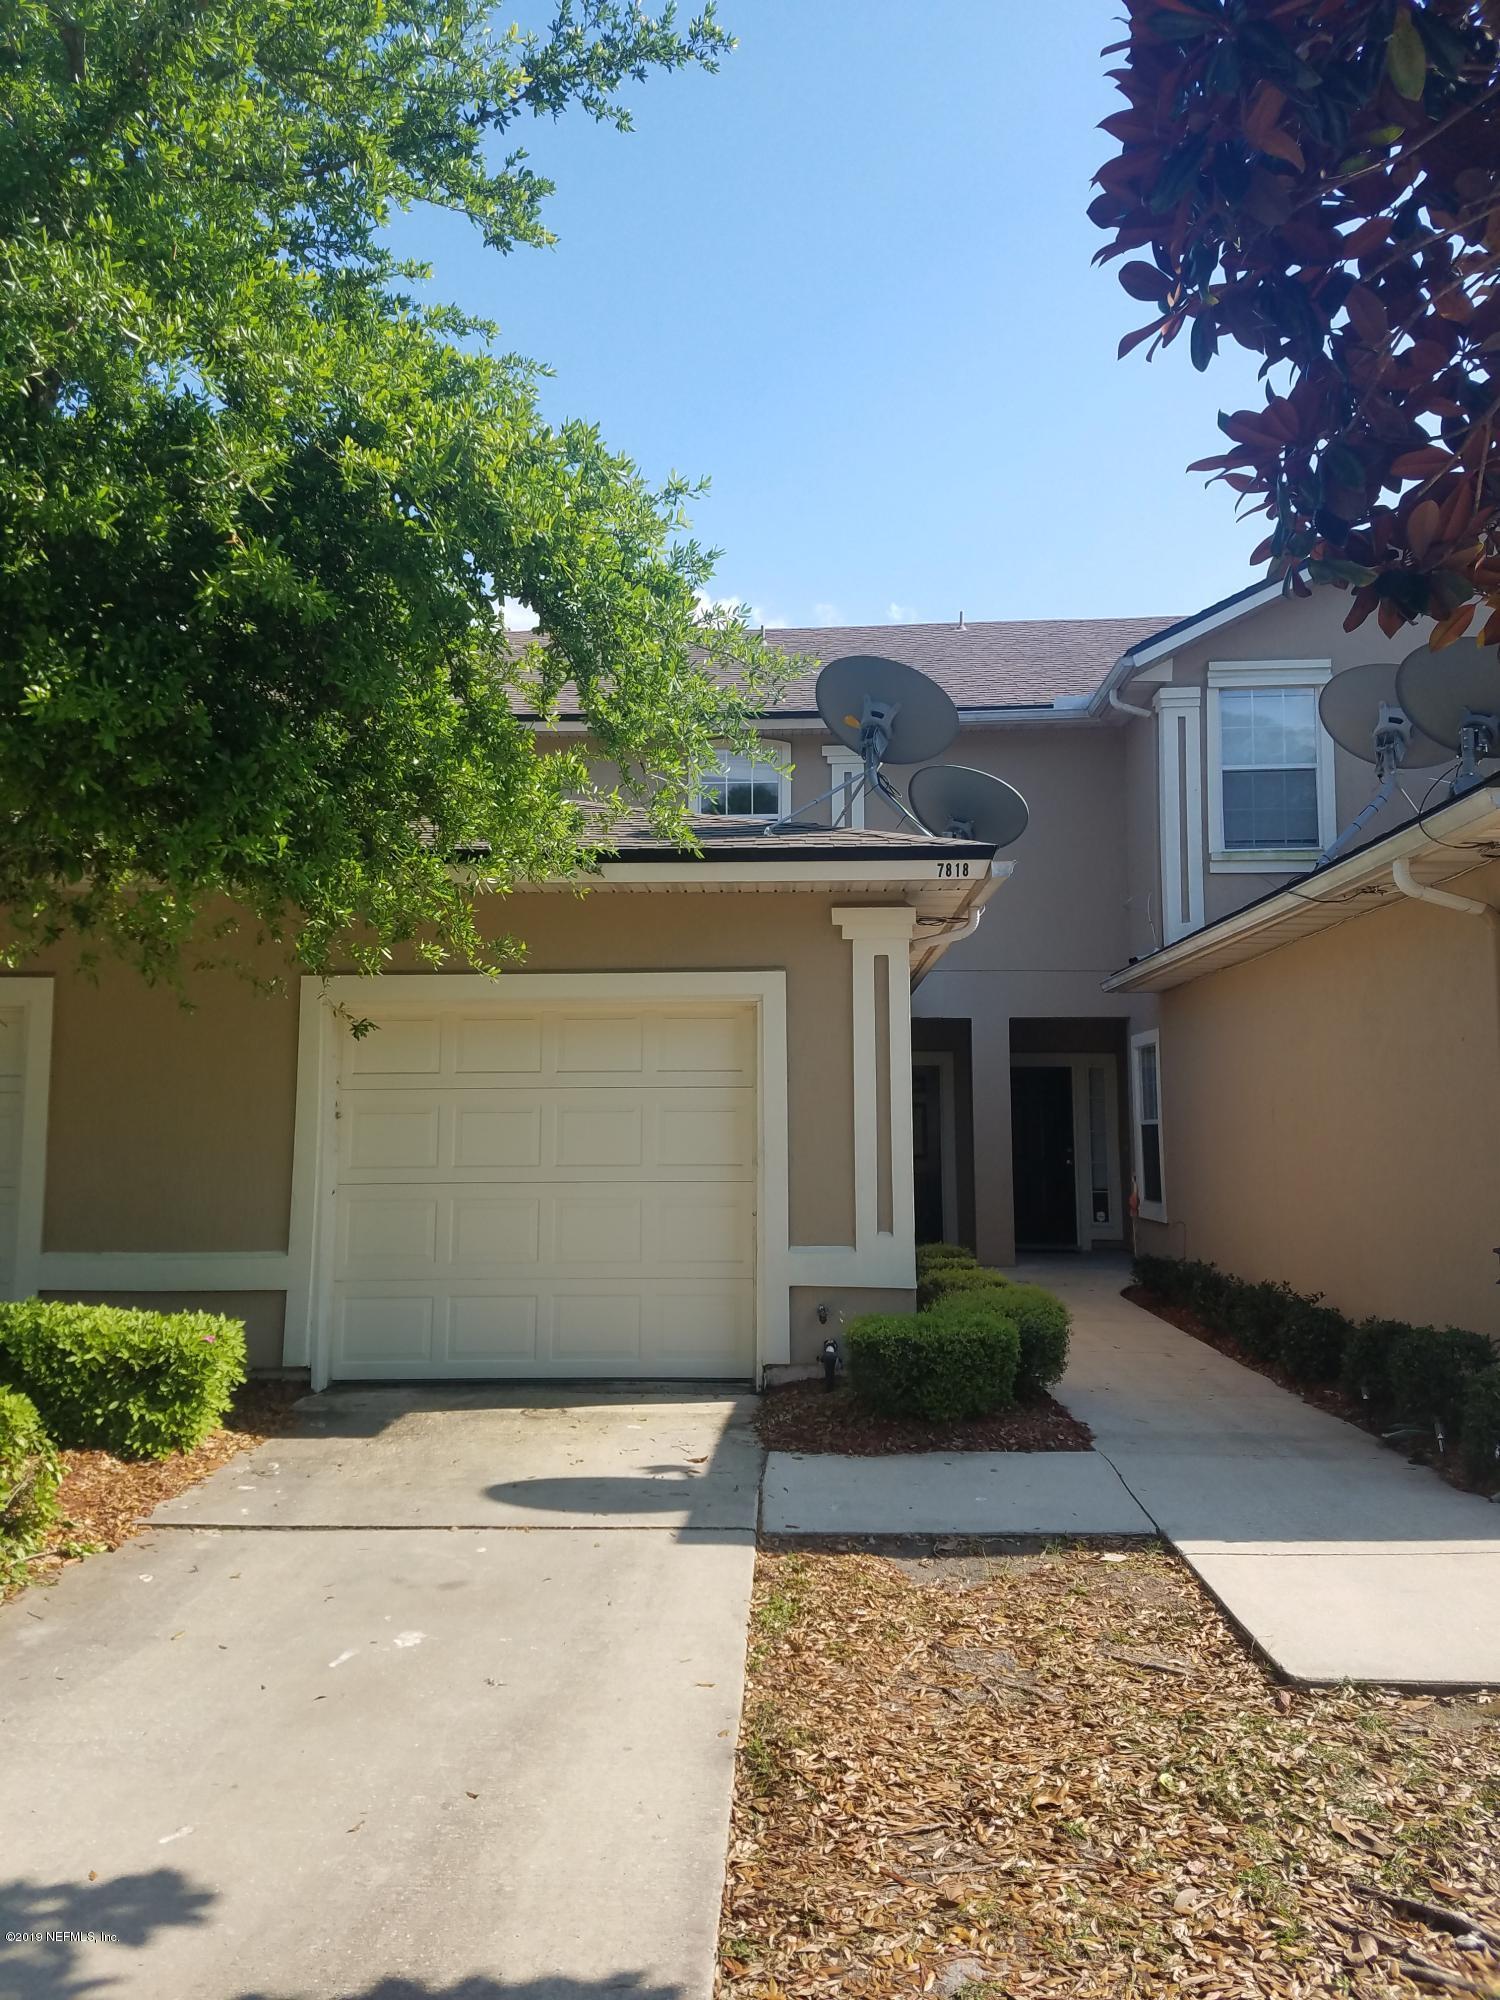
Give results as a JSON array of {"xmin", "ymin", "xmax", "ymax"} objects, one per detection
[{"xmin": 2, "ymin": 574, "xmax": 1493, "ymax": 1379}]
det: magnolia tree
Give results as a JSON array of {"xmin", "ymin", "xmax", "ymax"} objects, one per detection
[
  {"xmin": 0, "ymin": 0, "xmax": 779, "ymax": 980},
  {"xmin": 1093, "ymin": 0, "xmax": 1500, "ymax": 644}
]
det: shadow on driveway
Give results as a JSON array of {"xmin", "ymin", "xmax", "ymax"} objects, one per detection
[{"xmin": 1, "ymin": 1867, "xmax": 690, "ymax": 1999}]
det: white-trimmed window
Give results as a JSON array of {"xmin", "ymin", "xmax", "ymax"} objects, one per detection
[
  {"xmin": 697, "ymin": 741, "xmax": 791, "ymax": 819},
  {"xmin": 1130, "ymin": 1030, "xmax": 1166, "ymax": 1223},
  {"xmin": 1206, "ymin": 661, "xmax": 1335, "ymax": 869}
]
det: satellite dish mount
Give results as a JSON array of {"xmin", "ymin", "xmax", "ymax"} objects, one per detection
[{"xmin": 768, "ymin": 655, "xmax": 961, "ymax": 837}]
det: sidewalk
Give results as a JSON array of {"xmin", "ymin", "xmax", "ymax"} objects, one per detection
[{"xmin": 1028, "ymin": 1255, "xmax": 1500, "ymax": 1686}]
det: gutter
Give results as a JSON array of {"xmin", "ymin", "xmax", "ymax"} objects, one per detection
[
  {"xmin": 1102, "ymin": 787, "xmax": 1500, "ymax": 993},
  {"xmin": 1391, "ymin": 855, "xmax": 1491, "ymax": 918},
  {"xmin": 910, "ymin": 860, "xmax": 1015, "ymax": 986}
]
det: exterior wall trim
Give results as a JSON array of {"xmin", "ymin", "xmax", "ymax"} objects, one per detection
[
  {"xmin": 1205, "ymin": 658, "xmax": 1335, "ymax": 868},
  {"xmin": 832, "ymin": 908, "xmax": 919, "ymax": 1287},
  {"xmin": 1156, "ymin": 686, "xmax": 1204, "ymax": 943},
  {"xmin": 285, "ymin": 971, "xmax": 793, "ymax": 1388},
  {"xmin": 1, "ymin": 978, "xmax": 54, "ymax": 1302},
  {"xmin": 37, "ymin": 1251, "xmax": 290, "ymax": 1292},
  {"xmin": 1129, "ymin": 1028, "xmax": 1168, "ymax": 1225},
  {"xmin": 821, "ymin": 744, "xmax": 866, "ymax": 827}
]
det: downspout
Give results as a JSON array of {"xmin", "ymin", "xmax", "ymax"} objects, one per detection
[
  {"xmin": 1108, "ymin": 685, "xmax": 1155, "ymax": 721},
  {"xmin": 1390, "ymin": 855, "xmax": 1491, "ymax": 917}
]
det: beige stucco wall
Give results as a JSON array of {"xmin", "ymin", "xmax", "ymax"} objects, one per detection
[
  {"xmin": 1135, "ymin": 862, "xmax": 1500, "ymax": 1338},
  {"xmin": 35, "ymin": 890, "xmax": 860, "ymax": 1258},
  {"xmin": 39, "ymin": 1290, "xmax": 288, "ymax": 1372}
]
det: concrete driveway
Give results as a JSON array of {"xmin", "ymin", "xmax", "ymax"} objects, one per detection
[{"xmin": 0, "ymin": 1387, "xmax": 759, "ymax": 2000}]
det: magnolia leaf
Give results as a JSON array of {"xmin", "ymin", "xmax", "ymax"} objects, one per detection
[
  {"xmin": 1387, "ymin": 7, "xmax": 1427, "ymax": 99},
  {"xmin": 1408, "ymin": 497, "xmax": 1443, "ymax": 559}
]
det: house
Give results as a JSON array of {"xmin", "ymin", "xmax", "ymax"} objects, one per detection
[{"xmin": 1, "ymin": 574, "xmax": 1493, "ymax": 1385}]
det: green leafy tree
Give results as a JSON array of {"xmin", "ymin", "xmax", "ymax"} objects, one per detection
[
  {"xmin": 0, "ymin": 0, "xmax": 780, "ymax": 980},
  {"xmin": 1093, "ymin": 0, "xmax": 1500, "ymax": 644}
]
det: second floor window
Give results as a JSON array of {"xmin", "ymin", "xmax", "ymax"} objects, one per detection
[
  {"xmin": 1206, "ymin": 663, "xmax": 1334, "ymax": 865},
  {"xmin": 697, "ymin": 745, "xmax": 789, "ymax": 819},
  {"xmin": 1218, "ymin": 686, "xmax": 1319, "ymax": 849}
]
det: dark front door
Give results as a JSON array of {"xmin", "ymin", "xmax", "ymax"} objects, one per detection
[
  {"xmin": 1011, "ymin": 1065, "xmax": 1077, "ymax": 1248},
  {"xmin": 912, "ymin": 1062, "xmax": 945, "ymax": 1244}
]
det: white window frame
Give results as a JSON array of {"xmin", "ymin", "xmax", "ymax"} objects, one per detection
[
  {"xmin": 698, "ymin": 739, "xmax": 792, "ymax": 820},
  {"xmin": 821, "ymin": 744, "xmax": 866, "ymax": 828},
  {"xmin": 1129, "ymin": 1029, "xmax": 1167, "ymax": 1225},
  {"xmin": 1206, "ymin": 661, "xmax": 1335, "ymax": 872}
]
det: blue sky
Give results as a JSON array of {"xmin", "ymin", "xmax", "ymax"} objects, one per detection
[{"xmin": 388, "ymin": 0, "xmax": 1273, "ymax": 629}]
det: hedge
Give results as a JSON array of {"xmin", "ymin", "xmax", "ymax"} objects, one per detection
[
  {"xmin": 0, "ymin": 1385, "xmax": 60, "ymax": 1547},
  {"xmin": 0, "ymin": 1301, "xmax": 247, "ymax": 1460},
  {"xmin": 914, "ymin": 1243, "xmax": 978, "ymax": 1278},
  {"xmin": 1132, "ymin": 1254, "xmax": 1499, "ymax": 1486},
  {"xmin": 916, "ymin": 1262, "xmax": 1011, "ymax": 1312},
  {"xmin": 846, "ymin": 1296, "xmax": 1019, "ymax": 1423},
  {"xmin": 1461, "ymin": 1367, "xmax": 1500, "ymax": 1487}
]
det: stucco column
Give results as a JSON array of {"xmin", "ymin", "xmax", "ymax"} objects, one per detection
[
  {"xmin": 970, "ymin": 1008, "xmax": 1016, "ymax": 1267},
  {"xmin": 832, "ymin": 906, "xmax": 918, "ymax": 1276}
]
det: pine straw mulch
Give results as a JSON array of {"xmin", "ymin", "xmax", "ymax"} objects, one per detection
[
  {"xmin": 719, "ymin": 1539, "xmax": 1500, "ymax": 2000},
  {"xmin": 4, "ymin": 1378, "xmax": 306, "ymax": 1601},
  {"xmin": 1123, "ymin": 1287, "xmax": 1491, "ymax": 1501},
  {"xmin": 755, "ymin": 1384, "xmax": 1092, "ymax": 1456}
]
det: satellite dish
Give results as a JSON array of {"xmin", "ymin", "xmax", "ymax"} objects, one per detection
[
  {"xmin": 909, "ymin": 764, "xmax": 1030, "ymax": 848},
  {"xmin": 815, "ymin": 655, "xmax": 960, "ymax": 766},
  {"xmin": 1396, "ymin": 638, "xmax": 1500, "ymax": 786},
  {"xmin": 1318, "ymin": 662, "xmax": 1449, "ymax": 768},
  {"xmin": 1317, "ymin": 661, "xmax": 1453, "ymax": 864}
]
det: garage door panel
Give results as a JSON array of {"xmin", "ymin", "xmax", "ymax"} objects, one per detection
[
  {"xmin": 648, "ymin": 1010, "xmax": 754, "ymax": 1080},
  {"xmin": 331, "ymin": 1000, "xmax": 756, "ymax": 1379},
  {"xmin": 647, "ymin": 1288, "xmax": 753, "ymax": 1366},
  {"xmin": 555, "ymin": 1013, "xmax": 644, "ymax": 1076},
  {"xmin": 342, "ymin": 1195, "xmax": 439, "ymax": 1271},
  {"xmin": 339, "ymin": 1294, "xmax": 435, "ymax": 1365},
  {"xmin": 554, "ymin": 1195, "xmax": 643, "ymax": 1265},
  {"xmin": 453, "ymin": 1103, "xmax": 541, "ymax": 1168},
  {"xmin": 453, "ymin": 1014, "xmax": 543, "ymax": 1076},
  {"xmin": 345, "ymin": 1016, "xmax": 443, "ymax": 1077},
  {"xmin": 345, "ymin": 1102, "xmax": 442, "ymax": 1172},
  {"xmin": 451, "ymin": 1196, "xmax": 541, "ymax": 1268},
  {"xmin": 656, "ymin": 1101, "xmax": 753, "ymax": 1170},
  {"xmin": 653, "ymin": 1189, "xmax": 752, "ymax": 1268},
  {"xmin": 449, "ymin": 1293, "xmax": 538, "ymax": 1361},
  {"xmin": 555, "ymin": 1102, "xmax": 643, "ymax": 1169},
  {"xmin": 553, "ymin": 1292, "xmax": 643, "ymax": 1363}
]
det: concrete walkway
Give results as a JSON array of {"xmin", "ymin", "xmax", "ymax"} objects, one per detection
[
  {"xmin": 762, "ymin": 1444, "xmax": 1150, "ymax": 1535},
  {"xmin": 0, "ymin": 1388, "xmax": 757, "ymax": 2000},
  {"xmin": 1029, "ymin": 1256, "xmax": 1500, "ymax": 1687}
]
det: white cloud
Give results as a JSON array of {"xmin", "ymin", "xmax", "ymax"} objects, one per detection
[
  {"xmin": 501, "ymin": 597, "xmax": 539, "ymax": 631},
  {"xmin": 810, "ymin": 601, "xmax": 843, "ymax": 627},
  {"xmin": 694, "ymin": 591, "xmax": 787, "ymax": 629},
  {"xmin": 887, "ymin": 601, "xmax": 918, "ymax": 623}
]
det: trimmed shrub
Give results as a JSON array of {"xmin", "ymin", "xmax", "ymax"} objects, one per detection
[
  {"xmin": 0, "ymin": 1386, "xmax": 61, "ymax": 1546},
  {"xmin": 1131, "ymin": 1252, "xmax": 1184, "ymax": 1300},
  {"xmin": 980, "ymin": 1282, "xmax": 1070, "ymax": 1398},
  {"xmin": 1388, "ymin": 1324, "xmax": 1496, "ymax": 1439},
  {"xmin": 846, "ymin": 1297, "xmax": 1019, "ymax": 1423},
  {"xmin": 0, "ymin": 1301, "xmax": 247, "ymax": 1459},
  {"xmin": 1223, "ymin": 1279, "xmax": 1298, "ymax": 1364},
  {"xmin": 1341, "ymin": 1319, "xmax": 1405, "ymax": 1411},
  {"xmin": 915, "ymin": 1263, "xmax": 1012, "ymax": 1312},
  {"xmin": 915, "ymin": 1242, "xmax": 977, "ymax": 1276},
  {"xmin": 1460, "ymin": 1366, "xmax": 1500, "ymax": 1491},
  {"xmin": 1277, "ymin": 1299, "xmax": 1350, "ymax": 1384}
]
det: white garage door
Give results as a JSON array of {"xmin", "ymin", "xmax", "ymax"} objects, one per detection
[{"xmin": 330, "ymin": 1001, "xmax": 757, "ymax": 1379}]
